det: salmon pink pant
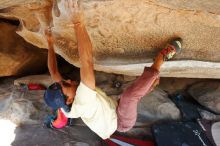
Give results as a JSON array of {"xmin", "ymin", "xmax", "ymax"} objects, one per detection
[{"xmin": 116, "ymin": 67, "xmax": 159, "ymax": 132}]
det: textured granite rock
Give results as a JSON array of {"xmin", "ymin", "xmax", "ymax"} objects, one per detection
[
  {"xmin": 14, "ymin": 74, "xmax": 53, "ymax": 87},
  {"xmin": 0, "ymin": 22, "xmax": 47, "ymax": 77},
  {"xmin": 137, "ymin": 88, "xmax": 180, "ymax": 124},
  {"xmin": 0, "ymin": 0, "xmax": 220, "ymax": 77},
  {"xmin": 188, "ymin": 81, "xmax": 220, "ymax": 114},
  {"xmin": 0, "ymin": 87, "xmax": 47, "ymax": 125}
]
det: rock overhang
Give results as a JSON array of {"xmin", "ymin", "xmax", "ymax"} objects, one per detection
[{"xmin": 0, "ymin": 0, "xmax": 220, "ymax": 78}]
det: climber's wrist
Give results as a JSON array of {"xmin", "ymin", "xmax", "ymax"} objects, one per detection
[
  {"xmin": 45, "ymin": 27, "xmax": 53, "ymax": 43},
  {"xmin": 74, "ymin": 22, "xmax": 83, "ymax": 28},
  {"xmin": 47, "ymin": 36, "xmax": 54, "ymax": 46}
]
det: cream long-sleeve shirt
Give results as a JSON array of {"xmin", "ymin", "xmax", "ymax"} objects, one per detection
[{"xmin": 62, "ymin": 82, "xmax": 118, "ymax": 139}]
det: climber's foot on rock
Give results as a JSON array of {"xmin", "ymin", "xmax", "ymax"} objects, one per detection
[{"xmin": 160, "ymin": 38, "xmax": 182, "ymax": 61}]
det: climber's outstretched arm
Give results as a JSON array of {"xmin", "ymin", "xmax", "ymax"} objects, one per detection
[
  {"xmin": 66, "ymin": 0, "xmax": 95, "ymax": 90},
  {"xmin": 45, "ymin": 28, "xmax": 63, "ymax": 82},
  {"xmin": 74, "ymin": 24, "xmax": 95, "ymax": 90}
]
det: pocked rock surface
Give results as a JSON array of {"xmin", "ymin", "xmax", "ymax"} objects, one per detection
[{"xmin": 0, "ymin": 0, "xmax": 220, "ymax": 78}]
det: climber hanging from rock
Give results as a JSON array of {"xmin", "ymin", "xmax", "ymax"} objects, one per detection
[{"xmin": 43, "ymin": 0, "xmax": 182, "ymax": 139}]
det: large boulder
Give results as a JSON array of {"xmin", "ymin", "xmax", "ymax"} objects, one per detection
[
  {"xmin": 0, "ymin": 22, "xmax": 47, "ymax": 77},
  {"xmin": 188, "ymin": 81, "xmax": 220, "ymax": 114},
  {"xmin": 0, "ymin": 83, "xmax": 47, "ymax": 125},
  {"xmin": 137, "ymin": 88, "xmax": 180, "ymax": 124},
  {"xmin": 14, "ymin": 74, "xmax": 53, "ymax": 87},
  {"xmin": 0, "ymin": 0, "xmax": 220, "ymax": 78}
]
